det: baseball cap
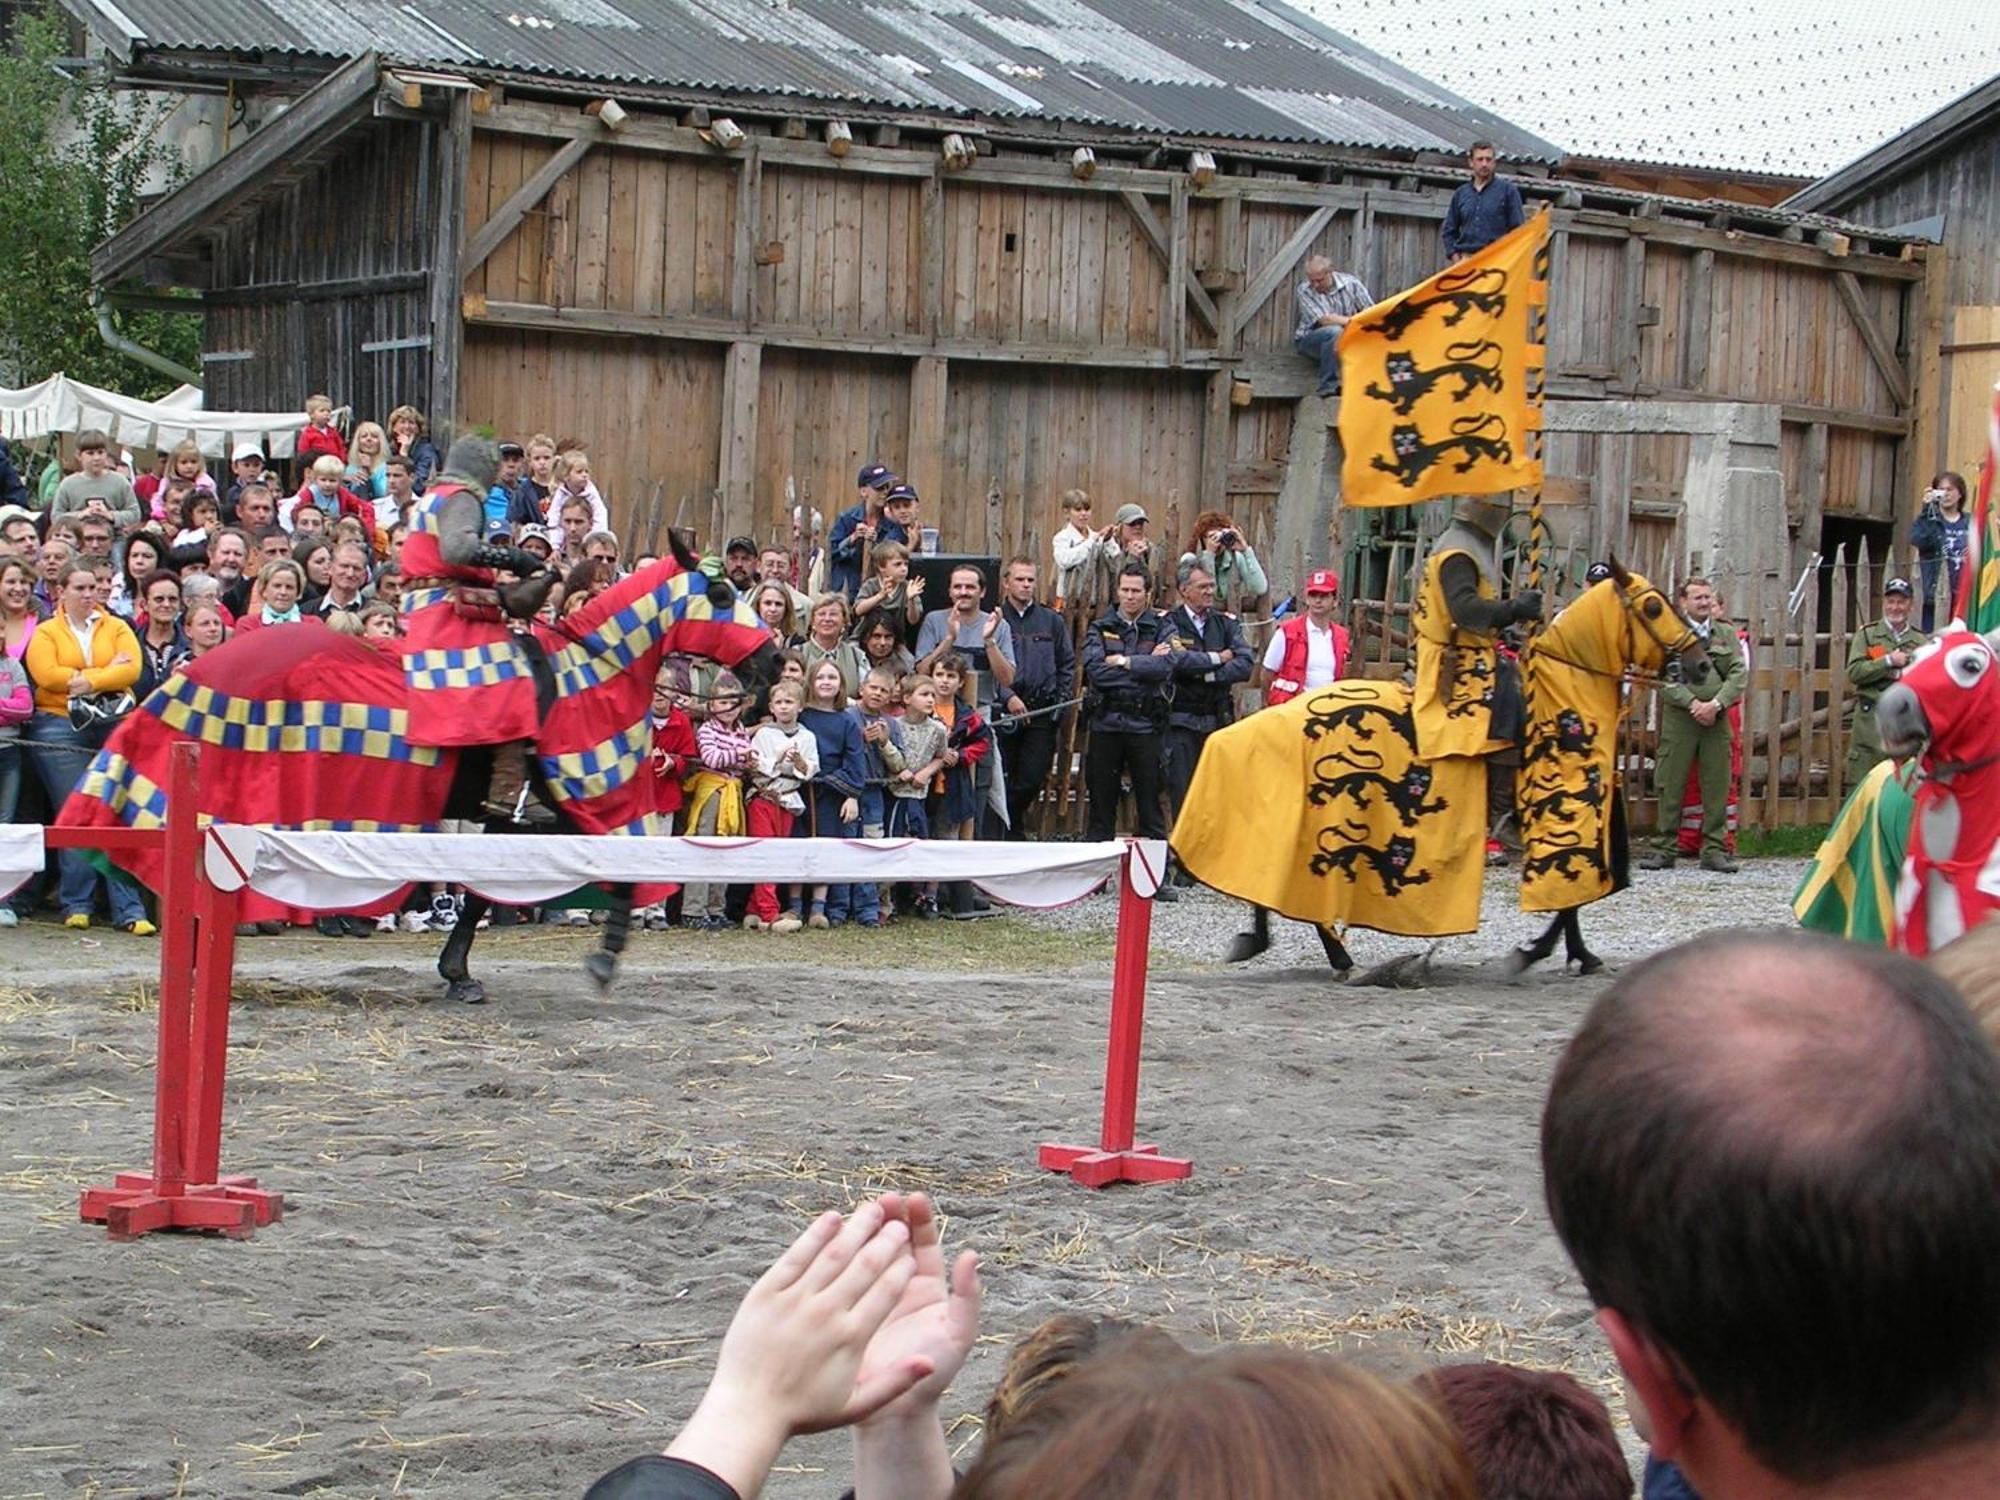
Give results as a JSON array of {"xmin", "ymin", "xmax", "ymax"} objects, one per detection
[
  {"xmin": 519, "ymin": 526, "xmax": 556, "ymax": 552},
  {"xmin": 857, "ymin": 463, "xmax": 896, "ymax": 490},
  {"xmin": 0, "ymin": 503, "xmax": 35, "ymax": 528},
  {"xmin": 883, "ymin": 483, "xmax": 919, "ymax": 506},
  {"xmin": 487, "ymin": 520, "xmax": 513, "ymax": 540},
  {"xmin": 725, "ymin": 535, "xmax": 758, "ymax": 555},
  {"xmin": 1584, "ymin": 562, "xmax": 1613, "ymax": 585},
  {"xmin": 231, "ymin": 442, "xmax": 264, "ymax": 463},
  {"xmin": 1884, "ymin": 576, "xmax": 1913, "ymax": 596},
  {"xmin": 498, "ymin": 441, "xmax": 525, "ymax": 459},
  {"xmin": 1113, "ymin": 503, "xmax": 1148, "ymax": 526},
  {"xmin": 1304, "ymin": 568, "xmax": 1340, "ymax": 596}
]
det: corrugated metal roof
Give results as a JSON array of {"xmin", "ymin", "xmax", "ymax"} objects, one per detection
[
  {"xmin": 1297, "ymin": 0, "xmax": 2000, "ymax": 178},
  {"xmin": 62, "ymin": 0, "xmax": 1560, "ymax": 158}
]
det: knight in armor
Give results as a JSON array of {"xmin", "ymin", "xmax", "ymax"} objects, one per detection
[
  {"xmin": 398, "ymin": 435, "xmax": 561, "ymax": 820},
  {"xmin": 1411, "ymin": 498, "xmax": 1543, "ymax": 845}
]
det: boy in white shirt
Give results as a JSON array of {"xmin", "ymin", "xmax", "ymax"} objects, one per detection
[
  {"xmin": 1050, "ymin": 488, "xmax": 1111, "ymax": 612},
  {"xmin": 745, "ymin": 681, "xmax": 818, "ymax": 932}
]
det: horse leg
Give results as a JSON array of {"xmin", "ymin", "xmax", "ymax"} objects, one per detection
[
  {"xmin": 1226, "ymin": 904, "xmax": 1272, "ymax": 963},
  {"xmin": 1316, "ymin": 924, "xmax": 1354, "ymax": 973},
  {"xmin": 438, "ymin": 891, "xmax": 490, "ymax": 1004},
  {"xmin": 1561, "ymin": 908, "xmax": 1604, "ymax": 976},
  {"xmin": 583, "ymin": 884, "xmax": 633, "ymax": 991},
  {"xmin": 1505, "ymin": 912, "xmax": 1566, "ymax": 975}
]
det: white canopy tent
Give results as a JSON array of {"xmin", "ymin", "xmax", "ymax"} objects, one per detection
[{"xmin": 0, "ymin": 373, "xmax": 322, "ymax": 459}]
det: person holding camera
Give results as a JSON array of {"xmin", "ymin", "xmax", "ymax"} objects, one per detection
[
  {"xmin": 1180, "ymin": 510, "xmax": 1268, "ymax": 615},
  {"xmin": 1910, "ymin": 471, "xmax": 1970, "ymax": 633}
]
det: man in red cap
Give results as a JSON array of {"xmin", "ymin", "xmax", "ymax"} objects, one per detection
[{"xmin": 1258, "ymin": 568, "xmax": 1351, "ymax": 705}]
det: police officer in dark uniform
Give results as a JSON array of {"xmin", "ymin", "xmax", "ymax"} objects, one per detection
[
  {"xmin": 1081, "ymin": 563, "xmax": 1179, "ymax": 896},
  {"xmin": 1162, "ymin": 557, "xmax": 1252, "ymax": 883}
]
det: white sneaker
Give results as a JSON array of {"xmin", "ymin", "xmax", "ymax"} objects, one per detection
[
  {"xmin": 400, "ymin": 910, "xmax": 432, "ymax": 934},
  {"xmin": 375, "ymin": 913, "xmax": 397, "ymax": 933},
  {"xmin": 0, "ymin": 908, "xmax": 16, "ymax": 928},
  {"xmin": 429, "ymin": 894, "xmax": 459, "ymax": 932},
  {"xmin": 564, "ymin": 909, "xmax": 590, "ymax": 927}
]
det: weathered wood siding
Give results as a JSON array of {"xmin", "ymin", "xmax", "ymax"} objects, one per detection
[{"xmin": 200, "ymin": 120, "xmax": 438, "ymax": 423}]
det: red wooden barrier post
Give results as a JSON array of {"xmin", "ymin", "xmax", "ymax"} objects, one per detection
[
  {"xmin": 75, "ymin": 742, "xmax": 281, "ymax": 1239},
  {"xmin": 1039, "ymin": 841, "xmax": 1192, "ymax": 1188}
]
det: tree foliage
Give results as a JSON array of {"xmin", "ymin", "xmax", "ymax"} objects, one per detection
[{"xmin": 0, "ymin": 3, "xmax": 201, "ymax": 395}]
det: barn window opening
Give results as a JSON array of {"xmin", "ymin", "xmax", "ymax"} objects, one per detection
[{"xmin": 1004, "ymin": 232, "xmax": 1018, "ymax": 253}]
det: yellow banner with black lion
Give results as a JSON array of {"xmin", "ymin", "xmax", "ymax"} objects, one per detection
[{"xmin": 1337, "ymin": 216, "xmax": 1548, "ymax": 506}]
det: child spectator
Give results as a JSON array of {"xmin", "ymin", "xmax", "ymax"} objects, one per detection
[
  {"xmin": 639, "ymin": 667, "xmax": 698, "ymax": 931},
  {"xmin": 682, "ymin": 675, "xmax": 751, "ymax": 929},
  {"xmin": 550, "ymin": 450, "xmax": 609, "ymax": 533},
  {"xmin": 133, "ymin": 445, "xmax": 171, "ymax": 518},
  {"xmin": 225, "ymin": 443, "xmax": 268, "ymax": 523},
  {"xmin": 854, "ymin": 667, "xmax": 906, "ymax": 923},
  {"xmin": 297, "ymin": 394, "xmax": 347, "ymax": 466},
  {"xmin": 344, "ymin": 421, "xmax": 388, "ymax": 501},
  {"xmin": 358, "ymin": 600, "xmax": 400, "ymax": 642},
  {"xmin": 169, "ymin": 486, "xmax": 219, "ymax": 554},
  {"xmin": 930, "ymin": 655, "xmax": 992, "ymax": 918},
  {"xmin": 1416, "ymin": 1363, "xmax": 1629, "ymax": 1500},
  {"xmin": 1051, "ymin": 487, "xmax": 1111, "ymax": 611},
  {"xmin": 504, "ymin": 433, "xmax": 559, "ymax": 530},
  {"xmin": 746, "ymin": 680, "xmax": 818, "ymax": 932},
  {"xmin": 851, "ymin": 539, "xmax": 926, "ymax": 650},
  {"xmin": 51, "ymin": 430, "xmax": 141, "ymax": 530},
  {"xmin": 799, "ymin": 659, "xmax": 867, "ymax": 928},
  {"xmin": 386, "ymin": 405, "xmax": 439, "ymax": 490},
  {"xmin": 893, "ymin": 674, "xmax": 949, "ymax": 909},
  {"xmin": 150, "ymin": 441, "xmax": 216, "ymax": 525}
]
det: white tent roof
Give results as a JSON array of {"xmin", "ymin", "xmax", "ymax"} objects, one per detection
[{"xmin": 0, "ymin": 373, "xmax": 317, "ymax": 459}]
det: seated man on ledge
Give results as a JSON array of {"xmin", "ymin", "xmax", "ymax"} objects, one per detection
[{"xmin": 1292, "ymin": 253, "xmax": 1374, "ymax": 400}]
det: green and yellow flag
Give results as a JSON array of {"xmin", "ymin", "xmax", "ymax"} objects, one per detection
[
  {"xmin": 1793, "ymin": 758, "xmax": 1916, "ymax": 946},
  {"xmin": 1953, "ymin": 385, "xmax": 1999, "ymax": 633},
  {"xmin": 1337, "ymin": 215, "xmax": 1548, "ymax": 507}
]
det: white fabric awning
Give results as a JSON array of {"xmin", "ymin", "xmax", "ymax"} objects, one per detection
[
  {"xmin": 0, "ymin": 373, "xmax": 320, "ymax": 460},
  {"xmin": 204, "ymin": 831, "xmax": 1166, "ymax": 911},
  {"xmin": 0, "ymin": 826, "xmax": 41, "ymax": 899}
]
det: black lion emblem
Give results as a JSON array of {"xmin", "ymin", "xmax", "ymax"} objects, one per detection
[
  {"xmin": 1372, "ymin": 267, "xmax": 1509, "ymax": 339},
  {"xmin": 1312, "ymin": 833, "xmax": 1432, "ymax": 892},
  {"xmin": 1363, "ymin": 339, "xmax": 1505, "ymax": 415},
  {"xmin": 1308, "ymin": 762, "xmax": 1448, "ymax": 827},
  {"xmin": 1369, "ymin": 415, "xmax": 1514, "ymax": 488}
]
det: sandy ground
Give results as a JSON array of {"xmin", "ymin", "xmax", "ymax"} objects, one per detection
[{"xmin": 0, "ymin": 865, "xmax": 1804, "ymax": 1499}]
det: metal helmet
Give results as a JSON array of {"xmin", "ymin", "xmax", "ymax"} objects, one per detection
[
  {"xmin": 1449, "ymin": 497, "xmax": 1513, "ymax": 537},
  {"xmin": 440, "ymin": 434, "xmax": 501, "ymax": 494}
]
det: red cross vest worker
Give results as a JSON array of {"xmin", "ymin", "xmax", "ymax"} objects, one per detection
[
  {"xmin": 399, "ymin": 435, "xmax": 560, "ymax": 818},
  {"xmin": 1260, "ymin": 568, "xmax": 1351, "ymax": 705}
]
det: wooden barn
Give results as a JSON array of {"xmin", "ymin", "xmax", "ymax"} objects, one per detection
[
  {"xmin": 1786, "ymin": 72, "xmax": 2000, "ymax": 492},
  {"xmin": 73, "ymin": 0, "xmax": 1942, "ymax": 613}
]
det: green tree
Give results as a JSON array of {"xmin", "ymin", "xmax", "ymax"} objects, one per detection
[{"xmin": 0, "ymin": 2, "xmax": 200, "ymax": 395}]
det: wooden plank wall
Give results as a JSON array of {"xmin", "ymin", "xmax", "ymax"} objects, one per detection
[
  {"xmin": 444, "ymin": 114, "xmax": 1922, "ymax": 587},
  {"xmin": 202, "ymin": 120, "xmax": 434, "ymax": 422}
]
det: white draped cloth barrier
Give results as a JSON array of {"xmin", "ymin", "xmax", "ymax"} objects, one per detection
[
  {"xmin": 203, "ymin": 831, "xmax": 1167, "ymax": 912},
  {"xmin": 0, "ymin": 827, "xmax": 43, "ymax": 899},
  {"xmin": 0, "ymin": 373, "xmax": 322, "ymax": 459}
]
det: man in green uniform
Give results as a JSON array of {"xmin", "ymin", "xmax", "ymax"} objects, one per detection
[
  {"xmin": 1843, "ymin": 575, "xmax": 1927, "ymax": 787},
  {"xmin": 1641, "ymin": 576, "xmax": 1746, "ymax": 873}
]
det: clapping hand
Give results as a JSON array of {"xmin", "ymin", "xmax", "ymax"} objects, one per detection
[
  {"xmin": 980, "ymin": 608, "xmax": 1001, "ymax": 641},
  {"xmin": 854, "ymin": 1193, "xmax": 981, "ymax": 1423}
]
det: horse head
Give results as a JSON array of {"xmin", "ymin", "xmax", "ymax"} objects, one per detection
[
  {"xmin": 1602, "ymin": 555, "xmax": 1708, "ymax": 684},
  {"xmin": 1876, "ymin": 629, "xmax": 2000, "ymax": 779}
]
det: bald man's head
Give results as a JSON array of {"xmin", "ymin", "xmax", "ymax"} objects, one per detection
[{"xmin": 1543, "ymin": 929, "xmax": 2000, "ymax": 1482}]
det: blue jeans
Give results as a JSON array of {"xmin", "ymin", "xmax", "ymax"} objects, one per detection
[
  {"xmin": 23, "ymin": 714, "xmax": 145, "ymax": 924},
  {"xmin": 1918, "ymin": 553, "xmax": 1962, "ymax": 634},
  {"xmin": 0, "ymin": 740, "xmax": 20, "ymax": 823},
  {"xmin": 1294, "ymin": 326, "xmax": 1341, "ymax": 394}
]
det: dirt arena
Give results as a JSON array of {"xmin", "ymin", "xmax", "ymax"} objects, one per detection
[{"xmin": 1, "ymin": 864, "xmax": 1803, "ymax": 1498}]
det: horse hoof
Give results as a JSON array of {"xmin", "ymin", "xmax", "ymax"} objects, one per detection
[
  {"xmin": 584, "ymin": 951, "xmax": 617, "ymax": 990},
  {"xmin": 1224, "ymin": 931, "xmax": 1270, "ymax": 964},
  {"xmin": 1316, "ymin": 929, "xmax": 1354, "ymax": 974},
  {"xmin": 1573, "ymin": 953, "xmax": 1606, "ymax": 977},
  {"xmin": 445, "ymin": 977, "xmax": 487, "ymax": 1005},
  {"xmin": 1503, "ymin": 945, "xmax": 1541, "ymax": 976}
]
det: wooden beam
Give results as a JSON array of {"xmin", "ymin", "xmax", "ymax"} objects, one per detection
[
  {"xmin": 1833, "ymin": 271, "xmax": 1913, "ymax": 409},
  {"xmin": 93, "ymin": 52, "xmax": 383, "ymax": 284},
  {"xmin": 459, "ymin": 129, "xmax": 598, "ymax": 280},
  {"xmin": 718, "ymin": 341, "xmax": 761, "ymax": 521},
  {"xmin": 1168, "ymin": 178, "xmax": 1189, "ymax": 365},
  {"xmin": 731, "ymin": 145, "xmax": 761, "ymax": 326},
  {"xmin": 1227, "ymin": 206, "xmax": 1334, "ymax": 341},
  {"xmin": 921, "ymin": 169, "xmax": 944, "ymax": 341},
  {"xmin": 1799, "ymin": 420, "xmax": 1829, "ymax": 544},
  {"xmin": 1116, "ymin": 189, "xmax": 1220, "ymax": 335},
  {"xmin": 906, "ymin": 356, "xmax": 948, "ymax": 506},
  {"xmin": 430, "ymin": 90, "xmax": 471, "ymax": 440},
  {"xmin": 1909, "ymin": 245, "xmax": 1949, "ymax": 483},
  {"xmin": 1682, "ymin": 248, "xmax": 1714, "ymax": 390},
  {"xmin": 1611, "ymin": 234, "xmax": 1646, "ymax": 393},
  {"xmin": 1201, "ymin": 370, "xmax": 1232, "ymax": 506}
]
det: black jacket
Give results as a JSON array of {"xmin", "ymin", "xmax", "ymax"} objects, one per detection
[
  {"xmin": 1082, "ymin": 607, "xmax": 1176, "ymax": 733},
  {"xmin": 999, "ymin": 598, "xmax": 1075, "ymax": 710},
  {"xmin": 1163, "ymin": 604, "xmax": 1252, "ymax": 729}
]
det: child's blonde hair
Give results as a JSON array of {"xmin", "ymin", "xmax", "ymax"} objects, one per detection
[
  {"xmin": 325, "ymin": 611, "xmax": 364, "ymax": 637},
  {"xmin": 305, "ymin": 393, "xmax": 334, "ymax": 416},
  {"xmin": 768, "ymin": 680, "xmax": 805, "ymax": 707},
  {"xmin": 807, "ymin": 658, "xmax": 849, "ymax": 710},
  {"xmin": 871, "ymin": 539, "xmax": 910, "ymax": 570},
  {"xmin": 1062, "ymin": 487, "xmax": 1091, "ymax": 514}
]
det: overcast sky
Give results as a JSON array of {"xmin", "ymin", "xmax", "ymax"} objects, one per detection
[{"xmin": 1298, "ymin": 0, "xmax": 2000, "ymax": 176}]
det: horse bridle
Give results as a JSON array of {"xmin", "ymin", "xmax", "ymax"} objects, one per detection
[{"xmin": 1528, "ymin": 580, "xmax": 1701, "ymax": 689}]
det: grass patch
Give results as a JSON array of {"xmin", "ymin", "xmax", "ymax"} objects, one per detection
[{"xmin": 1737, "ymin": 824, "xmax": 1830, "ymax": 858}]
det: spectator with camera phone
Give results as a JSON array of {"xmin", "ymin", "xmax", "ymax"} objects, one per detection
[
  {"xmin": 1180, "ymin": 510, "xmax": 1268, "ymax": 616},
  {"xmin": 1910, "ymin": 470, "xmax": 1970, "ymax": 633}
]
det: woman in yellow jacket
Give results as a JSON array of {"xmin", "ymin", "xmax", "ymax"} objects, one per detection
[{"xmin": 24, "ymin": 562, "xmax": 154, "ymax": 933}]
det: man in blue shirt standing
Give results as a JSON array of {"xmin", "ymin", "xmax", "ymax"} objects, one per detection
[{"xmin": 1441, "ymin": 141, "xmax": 1525, "ymax": 262}]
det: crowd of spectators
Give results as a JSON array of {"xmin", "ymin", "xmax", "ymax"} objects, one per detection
[
  {"xmin": 0, "ymin": 414, "xmax": 1298, "ymax": 934},
  {"xmin": 579, "ymin": 924, "xmax": 2000, "ymax": 1499}
]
